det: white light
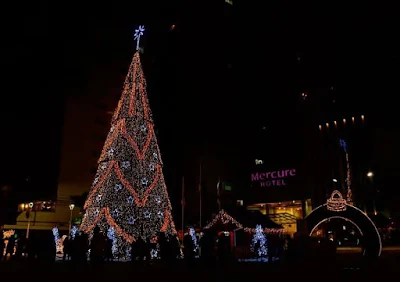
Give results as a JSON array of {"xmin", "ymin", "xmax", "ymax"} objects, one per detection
[
  {"xmin": 333, "ymin": 179, "xmax": 338, "ymax": 182},
  {"xmin": 28, "ymin": 202, "xmax": 33, "ymax": 208},
  {"xmin": 69, "ymin": 204, "xmax": 75, "ymax": 210},
  {"xmin": 367, "ymin": 172, "xmax": 374, "ymax": 178}
]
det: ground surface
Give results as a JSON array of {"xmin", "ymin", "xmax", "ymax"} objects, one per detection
[{"xmin": 1, "ymin": 248, "xmax": 400, "ymax": 281}]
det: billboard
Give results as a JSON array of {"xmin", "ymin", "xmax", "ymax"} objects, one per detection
[
  {"xmin": 247, "ymin": 166, "xmax": 311, "ymax": 204},
  {"xmin": 251, "ymin": 168, "xmax": 296, "ymax": 187}
]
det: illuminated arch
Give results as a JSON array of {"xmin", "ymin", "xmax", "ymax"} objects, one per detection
[
  {"xmin": 309, "ymin": 216, "xmax": 364, "ymax": 236},
  {"xmin": 305, "ymin": 203, "xmax": 382, "ymax": 256}
]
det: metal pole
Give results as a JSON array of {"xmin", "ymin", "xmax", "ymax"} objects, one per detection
[
  {"xmin": 199, "ymin": 163, "xmax": 202, "ymax": 229},
  {"xmin": 26, "ymin": 216, "xmax": 31, "ymax": 239},
  {"xmin": 181, "ymin": 176, "xmax": 184, "ymax": 241},
  {"xmin": 69, "ymin": 209, "xmax": 73, "ymax": 234}
]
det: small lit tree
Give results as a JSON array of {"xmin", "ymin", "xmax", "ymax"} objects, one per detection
[{"xmin": 250, "ymin": 225, "xmax": 268, "ymax": 257}]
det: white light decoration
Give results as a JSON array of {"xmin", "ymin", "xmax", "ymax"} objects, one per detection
[
  {"xmin": 134, "ymin": 25, "xmax": 145, "ymax": 51},
  {"xmin": 52, "ymin": 227, "xmax": 62, "ymax": 253},
  {"xmin": 114, "ymin": 184, "xmax": 122, "ymax": 192},
  {"xmin": 126, "ymin": 196, "xmax": 134, "ymax": 204},
  {"xmin": 250, "ymin": 225, "xmax": 268, "ymax": 257},
  {"xmin": 80, "ymin": 50, "xmax": 177, "ymax": 258},
  {"xmin": 327, "ymin": 190, "xmax": 347, "ymax": 212},
  {"xmin": 122, "ymin": 161, "xmax": 130, "ymax": 169},
  {"xmin": 107, "ymin": 227, "xmax": 118, "ymax": 255},
  {"xmin": 96, "ymin": 194, "xmax": 102, "ymax": 202},
  {"xmin": 149, "ymin": 163, "xmax": 155, "ymax": 171},
  {"xmin": 70, "ymin": 225, "xmax": 79, "ymax": 239},
  {"xmin": 189, "ymin": 227, "xmax": 199, "ymax": 252}
]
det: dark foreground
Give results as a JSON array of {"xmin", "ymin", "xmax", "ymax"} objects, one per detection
[{"xmin": 1, "ymin": 251, "xmax": 400, "ymax": 281}]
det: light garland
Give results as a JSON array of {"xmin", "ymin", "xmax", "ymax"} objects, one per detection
[
  {"xmin": 250, "ymin": 225, "xmax": 268, "ymax": 257},
  {"xmin": 327, "ymin": 190, "xmax": 347, "ymax": 212},
  {"xmin": 204, "ymin": 210, "xmax": 283, "ymax": 234},
  {"xmin": 80, "ymin": 50, "xmax": 177, "ymax": 258},
  {"xmin": 339, "ymin": 139, "xmax": 353, "ymax": 205}
]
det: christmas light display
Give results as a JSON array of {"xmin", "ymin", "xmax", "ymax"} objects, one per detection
[
  {"xmin": 107, "ymin": 227, "xmax": 118, "ymax": 255},
  {"xmin": 250, "ymin": 225, "xmax": 268, "ymax": 257},
  {"xmin": 339, "ymin": 139, "xmax": 353, "ymax": 205},
  {"xmin": 327, "ymin": 190, "xmax": 347, "ymax": 212},
  {"xmin": 189, "ymin": 227, "xmax": 199, "ymax": 252},
  {"xmin": 204, "ymin": 209, "xmax": 283, "ymax": 234},
  {"xmin": 80, "ymin": 32, "xmax": 177, "ymax": 257},
  {"xmin": 2, "ymin": 229, "xmax": 15, "ymax": 239},
  {"xmin": 70, "ymin": 225, "xmax": 78, "ymax": 239},
  {"xmin": 52, "ymin": 227, "xmax": 63, "ymax": 253}
]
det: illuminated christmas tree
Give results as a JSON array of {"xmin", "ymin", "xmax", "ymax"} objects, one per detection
[
  {"xmin": 80, "ymin": 26, "xmax": 177, "ymax": 258},
  {"xmin": 250, "ymin": 225, "xmax": 268, "ymax": 257}
]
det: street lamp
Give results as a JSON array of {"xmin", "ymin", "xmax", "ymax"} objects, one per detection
[
  {"xmin": 367, "ymin": 171, "xmax": 374, "ymax": 178},
  {"xmin": 26, "ymin": 202, "xmax": 34, "ymax": 239},
  {"xmin": 333, "ymin": 179, "xmax": 338, "ymax": 182},
  {"xmin": 69, "ymin": 204, "xmax": 75, "ymax": 235}
]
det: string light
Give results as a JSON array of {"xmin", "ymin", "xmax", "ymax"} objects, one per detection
[
  {"xmin": 339, "ymin": 139, "xmax": 353, "ymax": 205},
  {"xmin": 80, "ymin": 51, "xmax": 177, "ymax": 258},
  {"xmin": 204, "ymin": 210, "xmax": 283, "ymax": 235},
  {"xmin": 250, "ymin": 225, "xmax": 268, "ymax": 257},
  {"xmin": 2, "ymin": 229, "xmax": 15, "ymax": 239},
  {"xmin": 327, "ymin": 190, "xmax": 347, "ymax": 212}
]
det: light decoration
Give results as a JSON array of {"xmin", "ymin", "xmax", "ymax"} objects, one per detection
[
  {"xmin": 203, "ymin": 210, "xmax": 283, "ymax": 234},
  {"xmin": 134, "ymin": 25, "xmax": 145, "ymax": 51},
  {"xmin": 189, "ymin": 227, "xmax": 199, "ymax": 252},
  {"xmin": 2, "ymin": 229, "xmax": 15, "ymax": 239},
  {"xmin": 339, "ymin": 139, "xmax": 353, "ymax": 205},
  {"xmin": 250, "ymin": 225, "xmax": 268, "ymax": 257},
  {"xmin": 80, "ymin": 43, "xmax": 177, "ymax": 258},
  {"xmin": 327, "ymin": 190, "xmax": 347, "ymax": 212},
  {"xmin": 52, "ymin": 227, "xmax": 63, "ymax": 253},
  {"xmin": 107, "ymin": 227, "xmax": 118, "ymax": 255},
  {"xmin": 70, "ymin": 225, "xmax": 78, "ymax": 239}
]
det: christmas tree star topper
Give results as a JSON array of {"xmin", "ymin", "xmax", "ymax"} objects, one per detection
[{"xmin": 134, "ymin": 25, "xmax": 145, "ymax": 51}]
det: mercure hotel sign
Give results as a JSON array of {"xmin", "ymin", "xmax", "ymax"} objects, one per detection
[{"xmin": 251, "ymin": 169, "xmax": 296, "ymax": 187}]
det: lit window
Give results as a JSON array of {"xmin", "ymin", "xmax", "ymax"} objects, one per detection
[{"xmin": 255, "ymin": 159, "xmax": 263, "ymax": 165}]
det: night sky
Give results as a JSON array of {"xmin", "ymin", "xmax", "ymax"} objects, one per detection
[{"xmin": 1, "ymin": 2, "xmax": 400, "ymax": 223}]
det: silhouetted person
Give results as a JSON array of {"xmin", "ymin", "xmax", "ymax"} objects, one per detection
[
  {"xmin": 90, "ymin": 227, "xmax": 106, "ymax": 264},
  {"xmin": 105, "ymin": 238, "xmax": 114, "ymax": 261},
  {"xmin": 5, "ymin": 236, "xmax": 15, "ymax": 259},
  {"xmin": 63, "ymin": 236, "xmax": 71, "ymax": 260},
  {"xmin": 0, "ymin": 238, "xmax": 4, "ymax": 260},
  {"xmin": 183, "ymin": 232, "xmax": 194, "ymax": 261},
  {"xmin": 200, "ymin": 231, "xmax": 215, "ymax": 263},
  {"xmin": 158, "ymin": 232, "xmax": 169, "ymax": 260}
]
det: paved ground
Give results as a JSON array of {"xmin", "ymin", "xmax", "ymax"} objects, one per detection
[{"xmin": 1, "ymin": 249, "xmax": 400, "ymax": 281}]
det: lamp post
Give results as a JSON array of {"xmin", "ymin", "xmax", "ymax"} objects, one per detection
[
  {"xmin": 69, "ymin": 204, "xmax": 75, "ymax": 235},
  {"xmin": 26, "ymin": 202, "xmax": 34, "ymax": 239}
]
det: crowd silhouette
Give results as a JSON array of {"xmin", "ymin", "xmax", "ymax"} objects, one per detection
[{"xmin": 1, "ymin": 227, "xmax": 335, "ymax": 264}]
